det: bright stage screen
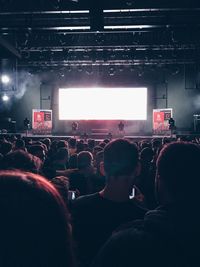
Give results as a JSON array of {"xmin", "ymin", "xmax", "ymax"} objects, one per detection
[{"xmin": 59, "ymin": 87, "xmax": 147, "ymax": 120}]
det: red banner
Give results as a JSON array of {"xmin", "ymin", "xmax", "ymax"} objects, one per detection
[
  {"xmin": 153, "ymin": 109, "xmax": 172, "ymax": 135},
  {"xmin": 32, "ymin": 109, "xmax": 52, "ymax": 134}
]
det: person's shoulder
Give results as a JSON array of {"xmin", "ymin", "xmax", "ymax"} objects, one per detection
[
  {"xmin": 91, "ymin": 222, "xmax": 150, "ymax": 267},
  {"xmin": 73, "ymin": 192, "xmax": 101, "ymax": 207},
  {"xmin": 127, "ymin": 199, "xmax": 148, "ymax": 216}
]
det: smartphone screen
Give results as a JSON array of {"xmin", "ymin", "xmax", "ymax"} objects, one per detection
[{"xmin": 68, "ymin": 191, "xmax": 76, "ymax": 200}]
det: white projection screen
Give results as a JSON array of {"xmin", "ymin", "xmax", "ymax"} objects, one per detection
[{"xmin": 59, "ymin": 87, "xmax": 147, "ymax": 120}]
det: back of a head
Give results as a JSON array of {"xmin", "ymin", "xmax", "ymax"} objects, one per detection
[
  {"xmin": 140, "ymin": 147, "xmax": 154, "ymax": 163},
  {"xmin": 54, "ymin": 147, "xmax": 69, "ymax": 161},
  {"xmin": 77, "ymin": 151, "xmax": 93, "ymax": 170},
  {"xmin": 88, "ymin": 139, "xmax": 95, "ymax": 149},
  {"xmin": 76, "ymin": 141, "xmax": 85, "ymax": 153},
  {"xmin": 68, "ymin": 138, "xmax": 77, "ymax": 148},
  {"xmin": 57, "ymin": 140, "xmax": 68, "ymax": 149},
  {"xmin": 0, "ymin": 141, "xmax": 12, "ymax": 156},
  {"xmin": 1, "ymin": 150, "xmax": 41, "ymax": 173},
  {"xmin": 157, "ymin": 142, "xmax": 200, "ymax": 202},
  {"xmin": 104, "ymin": 139, "xmax": 139, "ymax": 177},
  {"xmin": 28, "ymin": 145, "xmax": 45, "ymax": 161},
  {"xmin": 0, "ymin": 170, "xmax": 74, "ymax": 267},
  {"xmin": 15, "ymin": 138, "xmax": 25, "ymax": 149}
]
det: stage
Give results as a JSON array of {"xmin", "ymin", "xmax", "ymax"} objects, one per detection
[{"xmin": 0, "ymin": 132, "xmax": 183, "ymax": 143}]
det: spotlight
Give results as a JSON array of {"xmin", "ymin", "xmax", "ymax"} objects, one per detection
[
  {"xmin": 1, "ymin": 75, "xmax": 10, "ymax": 84},
  {"xmin": 2, "ymin": 95, "xmax": 9, "ymax": 102}
]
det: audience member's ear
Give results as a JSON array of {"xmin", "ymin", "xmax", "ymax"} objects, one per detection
[{"xmin": 100, "ymin": 161, "xmax": 105, "ymax": 176}]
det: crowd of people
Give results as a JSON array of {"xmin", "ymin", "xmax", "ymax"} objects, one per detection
[{"xmin": 0, "ymin": 134, "xmax": 199, "ymax": 266}]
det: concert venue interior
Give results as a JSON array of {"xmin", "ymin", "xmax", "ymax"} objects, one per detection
[
  {"xmin": 1, "ymin": 2, "xmax": 200, "ymax": 267},
  {"xmin": 0, "ymin": 0, "xmax": 199, "ymax": 138}
]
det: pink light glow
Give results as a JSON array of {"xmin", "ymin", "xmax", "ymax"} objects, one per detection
[{"xmin": 59, "ymin": 87, "xmax": 147, "ymax": 120}]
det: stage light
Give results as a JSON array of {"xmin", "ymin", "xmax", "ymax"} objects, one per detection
[
  {"xmin": 1, "ymin": 75, "xmax": 10, "ymax": 84},
  {"xmin": 2, "ymin": 95, "xmax": 9, "ymax": 102}
]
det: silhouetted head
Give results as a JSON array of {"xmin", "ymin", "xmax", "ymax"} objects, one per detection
[
  {"xmin": 57, "ymin": 140, "xmax": 68, "ymax": 149},
  {"xmin": 28, "ymin": 145, "xmax": 45, "ymax": 161},
  {"xmin": 68, "ymin": 138, "xmax": 77, "ymax": 149},
  {"xmin": 0, "ymin": 141, "xmax": 12, "ymax": 156},
  {"xmin": 42, "ymin": 138, "xmax": 51, "ymax": 149},
  {"xmin": 140, "ymin": 147, "xmax": 154, "ymax": 163},
  {"xmin": 1, "ymin": 150, "xmax": 41, "ymax": 173},
  {"xmin": 15, "ymin": 139, "xmax": 26, "ymax": 150},
  {"xmin": 103, "ymin": 139, "xmax": 139, "ymax": 178},
  {"xmin": 53, "ymin": 147, "xmax": 69, "ymax": 162},
  {"xmin": 0, "ymin": 170, "xmax": 75, "ymax": 267},
  {"xmin": 156, "ymin": 142, "xmax": 200, "ymax": 205},
  {"xmin": 77, "ymin": 151, "xmax": 93, "ymax": 170}
]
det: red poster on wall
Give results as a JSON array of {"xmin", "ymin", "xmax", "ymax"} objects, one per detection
[
  {"xmin": 32, "ymin": 109, "xmax": 52, "ymax": 134},
  {"xmin": 153, "ymin": 109, "xmax": 172, "ymax": 135}
]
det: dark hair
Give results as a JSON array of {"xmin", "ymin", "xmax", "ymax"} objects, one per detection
[
  {"xmin": 140, "ymin": 147, "xmax": 154, "ymax": 162},
  {"xmin": 57, "ymin": 140, "xmax": 68, "ymax": 149},
  {"xmin": 157, "ymin": 142, "xmax": 200, "ymax": 199},
  {"xmin": 0, "ymin": 170, "xmax": 75, "ymax": 267},
  {"xmin": 104, "ymin": 139, "xmax": 139, "ymax": 177},
  {"xmin": 0, "ymin": 141, "xmax": 12, "ymax": 156},
  {"xmin": 28, "ymin": 145, "xmax": 45, "ymax": 161},
  {"xmin": 76, "ymin": 141, "xmax": 85, "ymax": 153},
  {"xmin": 15, "ymin": 139, "xmax": 25, "ymax": 149},
  {"xmin": 1, "ymin": 150, "xmax": 41, "ymax": 173},
  {"xmin": 77, "ymin": 151, "xmax": 93, "ymax": 169},
  {"xmin": 68, "ymin": 138, "xmax": 77, "ymax": 148},
  {"xmin": 54, "ymin": 147, "xmax": 69, "ymax": 161},
  {"xmin": 88, "ymin": 139, "xmax": 95, "ymax": 149}
]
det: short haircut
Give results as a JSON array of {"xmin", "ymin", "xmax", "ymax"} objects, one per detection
[
  {"xmin": 103, "ymin": 139, "xmax": 139, "ymax": 177},
  {"xmin": 15, "ymin": 139, "xmax": 25, "ymax": 149},
  {"xmin": 157, "ymin": 142, "xmax": 200, "ymax": 199},
  {"xmin": 68, "ymin": 138, "xmax": 77, "ymax": 148},
  {"xmin": 77, "ymin": 151, "xmax": 93, "ymax": 169},
  {"xmin": 54, "ymin": 147, "xmax": 69, "ymax": 161}
]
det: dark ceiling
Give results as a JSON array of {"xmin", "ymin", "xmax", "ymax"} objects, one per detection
[{"xmin": 0, "ymin": 0, "xmax": 200, "ymax": 69}]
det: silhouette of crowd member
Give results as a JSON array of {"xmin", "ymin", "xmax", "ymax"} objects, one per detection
[
  {"xmin": 57, "ymin": 140, "xmax": 69, "ymax": 150},
  {"xmin": 0, "ymin": 150, "xmax": 42, "ymax": 174},
  {"xmin": 28, "ymin": 144, "xmax": 46, "ymax": 162},
  {"xmin": 71, "ymin": 139, "xmax": 147, "ymax": 267},
  {"xmin": 68, "ymin": 138, "xmax": 77, "ymax": 156},
  {"xmin": 93, "ymin": 145, "xmax": 103, "ymax": 160},
  {"xmin": 42, "ymin": 137, "xmax": 51, "ymax": 150},
  {"xmin": 0, "ymin": 170, "xmax": 75, "ymax": 267},
  {"xmin": 87, "ymin": 139, "xmax": 96, "ymax": 153},
  {"xmin": 0, "ymin": 141, "xmax": 12, "ymax": 156},
  {"xmin": 51, "ymin": 147, "xmax": 69, "ymax": 170},
  {"xmin": 76, "ymin": 141, "xmax": 85, "ymax": 153},
  {"xmin": 14, "ymin": 138, "xmax": 26, "ymax": 151},
  {"xmin": 92, "ymin": 142, "xmax": 200, "ymax": 267},
  {"xmin": 98, "ymin": 142, "xmax": 106, "ymax": 149},
  {"xmin": 72, "ymin": 122, "xmax": 78, "ymax": 136},
  {"xmin": 68, "ymin": 151, "xmax": 96, "ymax": 196},
  {"xmin": 118, "ymin": 121, "xmax": 125, "ymax": 136}
]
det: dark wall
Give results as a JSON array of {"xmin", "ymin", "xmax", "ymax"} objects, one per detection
[{"xmin": 2, "ymin": 65, "xmax": 200, "ymax": 134}]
